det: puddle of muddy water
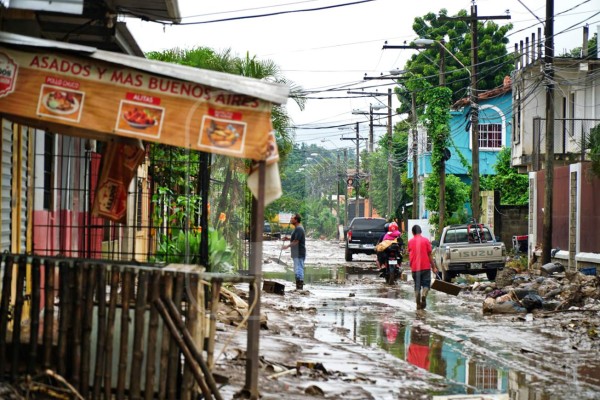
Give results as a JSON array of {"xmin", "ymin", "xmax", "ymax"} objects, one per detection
[{"xmin": 266, "ymin": 263, "xmax": 600, "ymax": 400}]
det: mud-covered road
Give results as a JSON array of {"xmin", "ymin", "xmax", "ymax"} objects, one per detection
[{"xmin": 213, "ymin": 238, "xmax": 600, "ymax": 400}]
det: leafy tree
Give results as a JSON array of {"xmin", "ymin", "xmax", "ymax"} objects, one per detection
[
  {"xmin": 588, "ymin": 123, "xmax": 600, "ymax": 178},
  {"xmin": 366, "ymin": 120, "xmax": 410, "ymax": 220},
  {"xmin": 423, "ymin": 173, "xmax": 470, "ymax": 233},
  {"xmin": 405, "ymin": 9, "xmax": 513, "ymax": 104},
  {"xmin": 480, "ymin": 147, "xmax": 529, "ymax": 205},
  {"xmin": 145, "ymin": 47, "xmax": 305, "ymax": 268}
]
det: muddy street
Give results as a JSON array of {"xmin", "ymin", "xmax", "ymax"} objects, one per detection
[{"xmin": 221, "ymin": 237, "xmax": 600, "ymax": 400}]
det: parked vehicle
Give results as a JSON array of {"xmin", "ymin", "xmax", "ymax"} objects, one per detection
[
  {"xmin": 344, "ymin": 217, "xmax": 387, "ymax": 261},
  {"xmin": 377, "ymin": 241, "xmax": 403, "ymax": 284},
  {"xmin": 432, "ymin": 222, "xmax": 506, "ymax": 282}
]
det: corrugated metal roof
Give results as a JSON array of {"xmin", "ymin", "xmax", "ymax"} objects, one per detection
[
  {"xmin": 114, "ymin": 0, "xmax": 181, "ymax": 23},
  {"xmin": 2, "ymin": 0, "xmax": 181, "ymax": 56},
  {"xmin": 0, "ymin": 31, "xmax": 290, "ymax": 104}
]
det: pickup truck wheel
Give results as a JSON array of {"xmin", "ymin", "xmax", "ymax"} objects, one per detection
[
  {"xmin": 442, "ymin": 270, "xmax": 454, "ymax": 282},
  {"xmin": 486, "ymin": 270, "xmax": 497, "ymax": 281},
  {"xmin": 345, "ymin": 247, "xmax": 353, "ymax": 261}
]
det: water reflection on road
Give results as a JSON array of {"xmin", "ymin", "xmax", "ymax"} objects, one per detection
[{"xmin": 264, "ymin": 263, "xmax": 600, "ymax": 399}]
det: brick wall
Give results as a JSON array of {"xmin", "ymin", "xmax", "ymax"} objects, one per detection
[{"xmin": 496, "ymin": 205, "xmax": 529, "ymax": 251}]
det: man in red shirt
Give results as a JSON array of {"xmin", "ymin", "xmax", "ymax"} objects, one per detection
[{"xmin": 407, "ymin": 224, "xmax": 437, "ymax": 310}]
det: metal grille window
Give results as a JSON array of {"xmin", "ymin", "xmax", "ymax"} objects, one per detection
[{"xmin": 479, "ymin": 123, "xmax": 502, "ymax": 149}]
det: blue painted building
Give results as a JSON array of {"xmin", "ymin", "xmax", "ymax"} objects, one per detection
[{"xmin": 408, "ymin": 78, "xmax": 512, "ymax": 219}]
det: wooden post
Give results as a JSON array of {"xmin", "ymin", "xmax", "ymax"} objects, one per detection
[
  {"xmin": 130, "ymin": 270, "xmax": 148, "ymax": 399},
  {"xmin": 154, "ymin": 298, "xmax": 213, "ymax": 399},
  {"xmin": 144, "ymin": 271, "xmax": 161, "ymax": 400},
  {"xmin": 181, "ymin": 273, "xmax": 199, "ymax": 399},
  {"xmin": 28, "ymin": 257, "xmax": 41, "ymax": 375},
  {"xmin": 80, "ymin": 265, "xmax": 96, "ymax": 398},
  {"xmin": 244, "ymin": 161, "xmax": 265, "ymax": 399},
  {"xmin": 42, "ymin": 259, "xmax": 55, "ymax": 369},
  {"xmin": 162, "ymin": 296, "xmax": 223, "ymax": 400},
  {"xmin": 116, "ymin": 269, "xmax": 132, "ymax": 399},
  {"xmin": 207, "ymin": 279, "xmax": 222, "ymax": 370},
  {"xmin": 166, "ymin": 273, "xmax": 184, "ymax": 399},
  {"xmin": 158, "ymin": 272, "xmax": 173, "ymax": 399},
  {"xmin": 0, "ymin": 255, "xmax": 13, "ymax": 376},
  {"xmin": 57, "ymin": 262, "xmax": 71, "ymax": 376},
  {"xmin": 11, "ymin": 257, "xmax": 26, "ymax": 380},
  {"xmin": 71, "ymin": 264, "xmax": 84, "ymax": 390},
  {"xmin": 92, "ymin": 266, "xmax": 107, "ymax": 400},
  {"xmin": 103, "ymin": 268, "xmax": 121, "ymax": 400}
]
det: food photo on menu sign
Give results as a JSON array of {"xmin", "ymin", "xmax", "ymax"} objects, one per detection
[
  {"xmin": 199, "ymin": 116, "xmax": 246, "ymax": 154},
  {"xmin": 37, "ymin": 84, "xmax": 84, "ymax": 122},
  {"xmin": 115, "ymin": 100, "xmax": 164, "ymax": 138}
]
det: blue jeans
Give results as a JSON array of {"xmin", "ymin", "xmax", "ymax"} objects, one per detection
[{"xmin": 292, "ymin": 257, "xmax": 305, "ymax": 281}]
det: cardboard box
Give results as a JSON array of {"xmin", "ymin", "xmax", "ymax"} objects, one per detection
[{"xmin": 431, "ymin": 279, "xmax": 461, "ymax": 296}]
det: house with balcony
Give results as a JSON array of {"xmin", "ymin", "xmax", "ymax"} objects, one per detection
[
  {"xmin": 408, "ymin": 78, "xmax": 513, "ymax": 223},
  {"xmin": 511, "ymin": 27, "xmax": 600, "ymax": 270}
]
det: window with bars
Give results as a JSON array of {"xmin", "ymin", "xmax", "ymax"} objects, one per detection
[{"xmin": 479, "ymin": 123, "xmax": 502, "ymax": 149}]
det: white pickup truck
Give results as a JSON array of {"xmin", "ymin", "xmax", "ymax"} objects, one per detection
[{"xmin": 432, "ymin": 223, "xmax": 506, "ymax": 282}]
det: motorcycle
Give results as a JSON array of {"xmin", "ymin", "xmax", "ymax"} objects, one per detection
[{"xmin": 377, "ymin": 241, "xmax": 403, "ymax": 284}]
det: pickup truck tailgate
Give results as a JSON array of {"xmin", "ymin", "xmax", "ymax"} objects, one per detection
[{"xmin": 446, "ymin": 243, "xmax": 504, "ymax": 262}]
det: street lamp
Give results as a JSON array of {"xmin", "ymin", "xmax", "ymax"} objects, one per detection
[{"xmin": 415, "ymin": 37, "xmax": 480, "ymax": 224}]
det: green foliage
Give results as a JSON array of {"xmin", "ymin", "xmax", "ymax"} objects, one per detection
[
  {"xmin": 151, "ymin": 190, "xmax": 233, "ymax": 271},
  {"xmin": 145, "ymin": 45, "xmax": 304, "ymax": 269},
  {"xmin": 558, "ymin": 33, "xmax": 597, "ymax": 59},
  {"xmin": 145, "ymin": 47, "xmax": 304, "ymax": 161},
  {"xmin": 423, "ymin": 173, "xmax": 469, "ymax": 230},
  {"xmin": 405, "ymin": 9, "xmax": 513, "ymax": 103},
  {"xmin": 422, "ymin": 87, "xmax": 452, "ymax": 175},
  {"xmin": 588, "ymin": 124, "xmax": 600, "ymax": 177},
  {"xmin": 480, "ymin": 147, "xmax": 529, "ymax": 205},
  {"xmin": 364, "ymin": 121, "xmax": 410, "ymax": 220}
]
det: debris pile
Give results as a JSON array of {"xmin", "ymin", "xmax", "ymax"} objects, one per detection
[{"xmin": 469, "ymin": 266, "xmax": 600, "ymax": 314}]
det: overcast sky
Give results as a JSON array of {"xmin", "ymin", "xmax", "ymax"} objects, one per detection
[{"xmin": 127, "ymin": 0, "xmax": 600, "ymax": 151}]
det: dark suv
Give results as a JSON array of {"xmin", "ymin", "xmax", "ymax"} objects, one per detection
[{"xmin": 344, "ymin": 217, "xmax": 387, "ymax": 261}]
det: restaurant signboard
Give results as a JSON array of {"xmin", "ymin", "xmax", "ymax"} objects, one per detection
[{"xmin": 0, "ymin": 46, "xmax": 276, "ymax": 161}]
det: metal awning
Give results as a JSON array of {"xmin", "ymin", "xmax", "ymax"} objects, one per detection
[{"xmin": 1, "ymin": 0, "xmax": 181, "ymax": 56}]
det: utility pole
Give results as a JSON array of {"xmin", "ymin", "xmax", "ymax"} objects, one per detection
[
  {"xmin": 411, "ymin": 92, "xmax": 418, "ymax": 219},
  {"xmin": 337, "ymin": 151, "xmax": 341, "ymax": 226},
  {"xmin": 355, "ymin": 122, "xmax": 360, "ymax": 219},
  {"xmin": 348, "ymin": 89, "xmax": 393, "ymax": 217},
  {"xmin": 343, "ymin": 148, "xmax": 348, "ymax": 226},
  {"xmin": 341, "ymin": 124, "xmax": 364, "ymax": 219},
  {"xmin": 440, "ymin": 8, "xmax": 510, "ymax": 223},
  {"xmin": 470, "ymin": 4, "xmax": 481, "ymax": 222},
  {"xmin": 542, "ymin": 0, "xmax": 554, "ymax": 264},
  {"xmin": 438, "ymin": 40, "xmax": 447, "ymax": 231},
  {"xmin": 387, "ymin": 88, "xmax": 393, "ymax": 219},
  {"xmin": 369, "ymin": 106, "xmax": 374, "ymax": 153}
]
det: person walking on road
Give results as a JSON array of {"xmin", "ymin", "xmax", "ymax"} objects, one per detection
[
  {"xmin": 283, "ymin": 213, "xmax": 306, "ymax": 290},
  {"xmin": 407, "ymin": 224, "xmax": 437, "ymax": 310}
]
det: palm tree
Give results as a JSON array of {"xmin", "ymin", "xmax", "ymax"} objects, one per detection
[{"xmin": 145, "ymin": 47, "xmax": 305, "ymax": 268}]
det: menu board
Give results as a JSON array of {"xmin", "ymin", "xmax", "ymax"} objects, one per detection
[{"xmin": 0, "ymin": 46, "xmax": 276, "ymax": 161}]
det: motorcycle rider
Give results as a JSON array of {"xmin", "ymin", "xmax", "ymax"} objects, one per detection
[{"xmin": 376, "ymin": 222, "xmax": 403, "ymax": 282}]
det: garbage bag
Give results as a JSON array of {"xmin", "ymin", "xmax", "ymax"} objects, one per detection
[
  {"xmin": 541, "ymin": 262, "xmax": 564, "ymax": 276},
  {"xmin": 521, "ymin": 293, "xmax": 544, "ymax": 312}
]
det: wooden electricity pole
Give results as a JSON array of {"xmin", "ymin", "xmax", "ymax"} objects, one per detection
[
  {"xmin": 542, "ymin": 0, "xmax": 555, "ymax": 264},
  {"xmin": 441, "ymin": 7, "xmax": 510, "ymax": 222}
]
